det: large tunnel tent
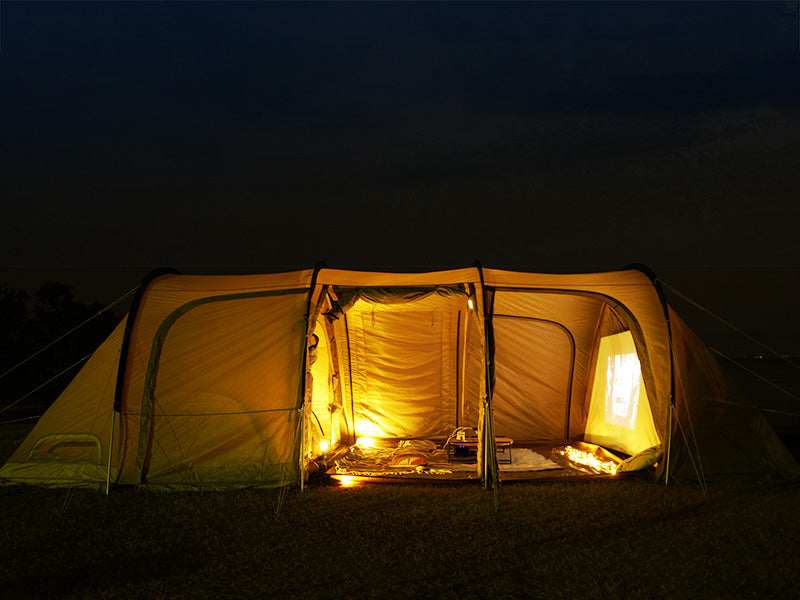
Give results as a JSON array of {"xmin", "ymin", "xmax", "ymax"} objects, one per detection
[{"xmin": 2, "ymin": 266, "xmax": 797, "ymax": 490}]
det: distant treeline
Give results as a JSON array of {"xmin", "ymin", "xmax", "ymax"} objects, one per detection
[{"xmin": 0, "ymin": 282, "xmax": 120, "ymax": 414}]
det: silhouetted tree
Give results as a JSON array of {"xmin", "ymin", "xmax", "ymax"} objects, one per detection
[{"xmin": 0, "ymin": 284, "xmax": 31, "ymax": 371}]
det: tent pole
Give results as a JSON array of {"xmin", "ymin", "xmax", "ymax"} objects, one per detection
[{"xmin": 473, "ymin": 261, "xmax": 499, "ymax": 494}]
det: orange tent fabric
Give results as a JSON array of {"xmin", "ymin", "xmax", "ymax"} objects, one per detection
[{"xmin": 2, "ymin": 266, "xmax": 797, "ymax": 489}]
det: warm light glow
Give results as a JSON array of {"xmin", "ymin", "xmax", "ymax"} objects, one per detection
[
  {"xmin": 354, "ymin": 419, "xmax": 386, "ymax": 439},
  {"xmin": 605, "ymin": 352, "xmax": 641, "ymax": 430},
  {"xmin": 319, "ymin": 441, "xmax": 329, "ymax": 452},
  {"xmin": 467, "ymin": 298, "xmax": 474, "ymax": 309},
  {"xmin": 338, "ymin": 476, "xmax": 360, "ymax": 487},
  {"xmin": 585, "ymin": 331, "xmax": 660, "ymax": 456},
  {"xmin": 555, "ymin": 445, "xmax": 619, "ymax": 475},
  {"xmin": 355, "ymin": 437, "xmax": 376, "ymax": 449}
]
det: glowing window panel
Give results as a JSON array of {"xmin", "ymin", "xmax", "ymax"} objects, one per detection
[
  {"xmin": 584, "ymin": 331, "xmax": 660, "ymax": 456},
  {"xmin": 605, "ymin": 352, "xmax": 641, "ymax": 430}
]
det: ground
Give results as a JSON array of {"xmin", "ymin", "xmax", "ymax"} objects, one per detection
[{"xmin": 1, "ymin": 423, "xmax": 799, "ymax": 599}]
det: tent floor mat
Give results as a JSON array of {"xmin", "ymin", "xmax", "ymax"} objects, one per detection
[
  {"xmin": 323, "ymin": 444, "xmax": 630, "ymax": 485},
  {"xmin": 324, "ymin": 468, "xmax": 622, "ymax": 486}
]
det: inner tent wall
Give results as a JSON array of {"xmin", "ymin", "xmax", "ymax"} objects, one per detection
[
  {"xmin": 490, "ymin": 290, "xmax": 629, "ymax": 444},
  {"xmin": 309, "ymin": 291, "xmax": 482, "ymax": 449}
]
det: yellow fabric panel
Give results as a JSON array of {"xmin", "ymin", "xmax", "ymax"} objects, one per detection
[
  {"xmin": 584, "ymin": 331, "xmax": 660, "ymax": 456},
  {"xmin": 135, "ymin": 293, "xmax": 306, "ymax": 484},
  {"xmin": 119, "ymin": 271, "xmax": 312, "ymax": 414},
  {"xmin": 329, "ymin": 314, "xmax": 354, "ymax": 444},
  {"xmin": 461, "ymin": 310, "xmax": 484, "ymax": 428},
  {"xmin": 0, "ymin": 461, "xmax": 115, "ymax": 489},
  {"xmin": 116, "ymin": 273, "xmax": 312, "ymax": 483},
  {"xmin": 668, "ymin": 309, "xmax": 800, "ymax": 480},
  {"xmin": 307, "ymin": 320, "xmax": 333, "ymax": 455},
  {"xmin": 492, "ymin": 317, "xmax": 572, "ymax": 441},
  {"xmin": 152, "ymin": 270, "xmax": 315, "ymax": 293},
  {"xmin": 0, "ymin": 317, "xmax": 126, "ymax": 485},
  {"xmin": 485, "ymin": 267, "xmax": 671, "ymax": 451},
  {"xmin": 145, "ymin": 411, "xmax": 297, "ymax": 487},
  {"xmin": 346, "ymin": 295, "xmax": 461, "ymax": 439},
  {"xmin": 493, "ymin": 291, "xmax": 606, "ymax": 437},
  {"xmin": 118, "ymin": 413, "xmax": 140, "ymax": 485},
  {"xmin": 483, "ymin": 267, "xmax": 653, "ymax": 291},
  {"xmin": 316, "ymin": 267, "xmax": 480, "ymax": 287}
]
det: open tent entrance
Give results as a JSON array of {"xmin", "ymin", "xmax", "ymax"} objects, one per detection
[
  {"xmin": 307, "ymin": 285, "xmax": 494, "ymax": 482},
  {"xmin": 346, "ymin": 296, "xmax": 461, "ymax": 441}
]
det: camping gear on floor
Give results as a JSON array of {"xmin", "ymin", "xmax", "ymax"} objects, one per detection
[{"xmin": 2, "ymin": 265, "xmax": 798, "ymax": 490}]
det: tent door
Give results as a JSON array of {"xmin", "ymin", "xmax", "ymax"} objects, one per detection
[{"xmin": 491, "ymin": 316, "xmax": 575, "ymax": 442}]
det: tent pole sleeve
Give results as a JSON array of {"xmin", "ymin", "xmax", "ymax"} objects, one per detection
[
  {"xmin": 134, "ymin": 287, "xmax": 309, "ymax": 484},
  {"xmin": 299, "ymin": 407, "xmax": 305, "ymax": 493},
  {"xmin": 457, "ymin": 309, "xmax": 467, "ymax": 429},
  {"xmin": 113, "ymin": 267, "xmax": 180, "ymax": 412},
  {"xmin": 665, "ymin": 404, "xmax": 673, "ymax": 486},
  {"xmin": 297, "ymin": 262, "xmax": 326, "ymax": 490},
  {"xmin": 624, "ymin": 263, "xmax": 676, "ymax": 485},
  {"xmin": 298, "ymin": 262, "xmax": 327, "ymax": 410},
  {"xmin": 105, "ymin": 409, "xmax": 116, "ymax": 495}
]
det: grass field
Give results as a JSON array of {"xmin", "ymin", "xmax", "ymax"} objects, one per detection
[{"xmin": 2, "ymin": 425, "xmax": 799, "ymax": 599}]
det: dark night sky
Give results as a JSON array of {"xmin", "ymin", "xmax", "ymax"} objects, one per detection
[{"xmin": 2, "ymin": 1, "xmax": 800, "ymax": 351}]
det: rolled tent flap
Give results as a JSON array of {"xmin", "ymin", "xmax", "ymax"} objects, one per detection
[{"xmin": 329, "ymin": 285, "xmax": 467, "ymax": 316}]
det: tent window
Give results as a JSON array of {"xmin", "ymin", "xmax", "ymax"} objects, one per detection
[{"xmin": 584, "ymin": 331, "xmax": 660, "ymax": 455}]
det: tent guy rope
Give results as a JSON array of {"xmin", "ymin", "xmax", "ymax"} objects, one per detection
[
  {"xmin": 659, "ymin": 280, "xmax": 800, "ymax": 371},
  {"xmin": 708, "ymin": 347, "xmax": 800, "ymax": 404},
  {"xmin": 0, "ymin": 285, "xmax": 139, "ymax": 382},
  {"xmin": 0, "ymin": 354, "xmax": 91, "ymax": 416}
]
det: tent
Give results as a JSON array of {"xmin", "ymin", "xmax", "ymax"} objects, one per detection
[{"xmin": 2, "ymin": 265, "xmax": 797, "ymax": 490}]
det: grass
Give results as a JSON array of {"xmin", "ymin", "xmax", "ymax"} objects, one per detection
[{"xmin": 1, "ymin": 427, "xmax": 799, "ymax": 599}]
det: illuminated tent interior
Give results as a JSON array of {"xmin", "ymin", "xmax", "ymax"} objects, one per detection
[{"xmin": 2, "ymin": 266, "xmax": 798, "ymax": 490}]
